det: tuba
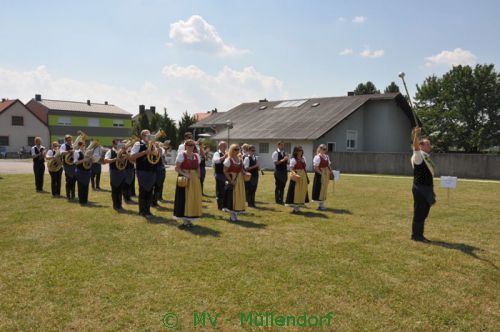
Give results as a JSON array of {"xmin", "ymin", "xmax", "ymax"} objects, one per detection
[
  {"xmin": 116, "ymin": 136, "xmax": 139, "ymax": 171},
  {"xmin": 64, "ymin": 130, "xmax": 88, "ymax": 165},
  {"xmin": 47, "ymin": 150, "xmax": 63, "ymax": 172},
  {"xmin": 82, "ymin": 139, "xmax": 99, "ymax": 170},
  {"xmin": 147, "ymin": 129, "xmax": 166, "ymax": 165}
]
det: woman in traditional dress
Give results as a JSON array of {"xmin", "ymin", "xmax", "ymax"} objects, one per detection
[
  {"xmin": 173, "ymin": 139, "xmax": 203, "ymax": 227},
  {"xmin": 223, "ymin": 144, "xmax": 246, "ymax": 221},
  {"xmin": 285, "ymin": 145, "xmax": 309, "ymax": 213},
  {"xmin": 311, "ymin": 144, "xmax": 333, "ymax": 211}
]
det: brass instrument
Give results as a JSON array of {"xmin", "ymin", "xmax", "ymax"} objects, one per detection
[
  {"xmin": 64, "ymin": 130, "xmax": 88, "ymax": 165},
  {"xmin": 82, "ymin": 139, "xmax": 100, "ymax": 170},
  {"xmin": 116, "ymin": 136, "xmax": 139, "ymax": 171},
  {"xmin": 147, "ymin": 129, "xmax": 166, "ymax": 165},
  {"xmin": 47, "ymin": 149, "xmax": 63, "ymax": 172}
]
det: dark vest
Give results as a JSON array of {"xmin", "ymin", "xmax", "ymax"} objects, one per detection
[
  {"xmin": 214, "ymin": 151, "xmax": 224, "ymax": 175},
  {"xmin": 414, "ymin": 161, "xmax": 433, "ymax": 187},
  {"xmin": 135, "ymin": 141, "xmax": 154, "ymax": 172},
  {"xmin": 76, "ymin": 151, "xmax": 85, "ymax": 170},
  {"xmin": 33, "ymin": 146, "xmax": 44, "ymax": 164},
  {"xmin": 248, "ymin": 156, "xmax": 258, "ymax": 175},
  {"xmin": 275, "ymin": 150, "xmax": 286, "ymax": 171},
  {"xmin": 110, "ymin": 149, "xmax": 118, "ymax": 170},
  {"xmin": 64, "ymin": 143, "xmax": 72, "ymax": 152}
]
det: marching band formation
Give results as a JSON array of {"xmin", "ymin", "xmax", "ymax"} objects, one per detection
[{"xmin": 30, "ymin": 129, "xmax": 336, "ymax": 227}]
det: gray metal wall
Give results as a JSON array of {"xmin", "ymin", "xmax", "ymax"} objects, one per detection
[{"xmin": 329, "ymin": 152, "xmax": 500, "ymax": 180}]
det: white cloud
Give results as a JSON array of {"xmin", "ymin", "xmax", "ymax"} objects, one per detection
[
  {"xmin": 352, "ymin": 16, "xmax": 366, "ymax": 24},
  {"xmin": 360, "ymin": 48, "xmax": 385, "ymax": 58},
  {"xmin": 162, "ymin": 64, "xmax": 288, "ymax": 111},
  {"xmin": 424, "ymin": 48, "xmax": 477, "ymax": 67},
  {"xmin": 339, "ymin": 48, "xmax": 354, "ymax": 56},
  {"xmin": 0, "ymin": 64, "xmax": 287, "ymax": 120},
  {"xmin": 169, "ymin": 15, "xmax": 248, "ymax": 56}
]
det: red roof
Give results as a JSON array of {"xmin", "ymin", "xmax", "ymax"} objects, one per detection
[{"xmin": 0, "ymin": 99, "xmax": 17, "ymax": 113}]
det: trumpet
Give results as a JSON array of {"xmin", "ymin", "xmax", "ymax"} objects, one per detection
[
  {"xmin": 147, "ymin": 129, "xmax": 166, "ymax": 165},
  {"xmin": 116, "ymin": 135, "xmax": 139, "ymax": 170},
  {"xmin": 64, "ymin": 130, "xmax": 88, "ymax": 165},
  {"xmin": 47, "ymin": 149, "xmax": 63, "ymax": 172}
]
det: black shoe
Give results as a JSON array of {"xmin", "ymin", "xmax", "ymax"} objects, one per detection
[{"xmin": 421, "ymin": 236, "xmax": 431, "ymax": 243}]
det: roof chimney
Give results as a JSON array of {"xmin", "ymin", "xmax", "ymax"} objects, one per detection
[
  {"xmin": 87, "ymin": 100, "xmax": 91, "ymax": 105},
  {"xmin": 347, "ymin": 91, "xmax": 355, "ymax": 96},
  {"xmin": 139, "ymin": 105, "xmax": 145, "ymax": 114},
  {"xmin": 35, "ymin": 94, "xmax": 42, "ymax": 101},
  {"xmin": 259, "ymin": 98, "xmax": 268, "ymax": 102},
  {"xmin": 1, "ymin": 98, "xmax": 6, "ymax": 102},
  {"xmin": 104, "ymin": 101, "xmax": 108, "ymax": 105},
  {"xmin": 150, "ymin": 106, "xmax": 156, "ymax": 114}
]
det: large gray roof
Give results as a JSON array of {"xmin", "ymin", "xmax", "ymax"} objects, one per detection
[
  {"xmin": 191, "ymin": 93, "xmax": 415, "ymax": 140},
  {"xmin": 39, "ymin": 99, "xmax": 131, "ymax": 116}
]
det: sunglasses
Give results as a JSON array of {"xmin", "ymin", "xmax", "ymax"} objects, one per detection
[{"xmin": 234, "ymin": 148, "xmax": 240, "ymax": 151}]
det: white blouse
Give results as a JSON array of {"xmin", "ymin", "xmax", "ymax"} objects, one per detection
[{"xmin": 313, "ymin": 154, "xmax": 331, "ymax": 167}]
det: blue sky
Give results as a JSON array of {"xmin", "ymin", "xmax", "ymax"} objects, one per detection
[{"xmin": 1, "ymin": 0, "xmax": 499, "ymax": 119}]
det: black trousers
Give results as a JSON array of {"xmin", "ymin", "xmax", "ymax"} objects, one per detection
[
  {"xmin": 139, "ymin": 185, "xmax": 154, "ymax": 214},
  {"xmin": 49, "ymin": 170, "xmax": 62, "ymax": 196},
  {"xmin": 123, "ymin": 182, "xmax": 131, "ymax": 201},
  {"xmin": 215, "ymin": 176, "xmax": 226, "ymax": 210},
  {"xmin": 245, "ymin": 175, "xmax": 259, "ymax": 207},
  {"xmin": 33, "ymin": 162, "xmax": 45, "ymax": 191},
  {"xmin": 77, "ymin": 180, "xmax": 89, "ymax": 204},
  {"xmin": 130, "ymin": 175, "xmax": 137, "ymax": 197},
  {"xmin": 65, "ymin": 175, "xmax": 76, "ymax": 199},
  {"xmin": 91, "ymin": 172, "xmax": 101, "ymax": 189},
  {"xmin": 412, "ymin": 187, "xmax": 432, "ymax": 238},
  {"xmin": 112, "ymin": 182, "xmax": 124, "ymax": 209},
  {"xmin": 274, "ymin": 170, "xmax": 287, "ymax": 204}
]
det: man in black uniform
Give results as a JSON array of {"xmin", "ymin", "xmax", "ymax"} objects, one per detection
[
  {"xmin": 212, "ymin": 141, "xmax": 227, "ymax": 210},
  {"xmin": 411, "ymin": 127, "xmax": 436, "ymax": 243},
  {"xmin": 60, "ymin": 134, "xmax": 76, "ymax": 200},
  {"xmin": 244, "ymin": 145, "xmax": 260, "ymax": 208},
  {"xmin": 129, "ymin": 130, "xmax": 158, "ymax": 217},
  {"xmin": 272, "ymin": 141, "xmax": 288, "ymax": 204},
  {"xmin": 105, "ymin": 139, "xmax": 126, "ymax": 211},
  {"xmin": 31, "ymin": 137, "xmax": 45, "ymax": 192}
]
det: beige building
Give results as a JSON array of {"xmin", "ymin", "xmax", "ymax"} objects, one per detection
[{"xmin": 0, "ymin": 99, "xmax": 50, "ymax": 156}]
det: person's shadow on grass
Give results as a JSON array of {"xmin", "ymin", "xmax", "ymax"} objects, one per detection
[
  {"xmin": 429, "ymin": 240, "xmax": 499, "ymax": 270},
  {"xmin": 179, "ymin": 224, "xmax": 221, "ymax": 237},
  {"xmin": 229, "ymin": 218, "xmax": 266, "ymax": 229}
]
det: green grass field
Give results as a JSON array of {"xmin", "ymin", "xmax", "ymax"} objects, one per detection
[{"xmin": 0, "ymin": 170, "xmax": 499, "ymax": 331}]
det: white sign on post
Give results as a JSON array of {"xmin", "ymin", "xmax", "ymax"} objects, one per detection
[
  {"xmin": 440, "ymin": 176, "xmax": 458, "ymax": 188},
  {"xmin": 333, "ymin": 170, "xmax": 340, "ymax": 182}
]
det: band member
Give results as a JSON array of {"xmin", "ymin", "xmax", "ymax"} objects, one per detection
[
  {"xmin": 199, "ymin": 144, "xmax": 208, "ymax": 195},
  {"xmin": 31, "ymin": 137, "xmax": 45, "ymax": 192},
  {"xmin": 312, "ymin": 144, "xmax": 333, "ymax": 210},
  {"xmin": 243, "ymin": 145, "xmax": 260, "ymax": 208},
  {"xmin": 104, "ymin": 139, "xmax": 126, "ymax": 211},
  {"xmin": 59, "ymin": 135, "xmax": 76, "ymax": 200},
  {"xmin": 177, "ymin": 132, "xmax": 200, "ymax": 154},
  {"xmin": 45, "ymin": 141, "xmax": 62, "ymax": 197},
  {"xmin": 90, "ymin": 141, "xmax": 103, "ymax": 190},
  {"xmin": 212, "ymin": 141, "xmax": 228, "ymax": 210},
  {"xmin": 223, "ymin": 144, "xmax": 246, "ymax": 221},
  {"xmin": 74, "ymin": 141, "xmax": 91, "ymax": 205},
  {"xmin": 152, "ymin": 142, "xmax": 166, "ymax": 206},
  {"xmin": 129, "ymin": 130, "xmax": 158, "ymax": 217},
  {"xmin": 123, "ymin": 145, "xmax": 135, "ymax": 202},
  {"xmin": 174, "ymin": 139, "xmax": 203, "ymax": 227},
  {"xmin": 241, "ymin": 143, "xmax": 250, "ymax": 159},
  {"xmin": 411, "ymin": 127, "xmax": 436, "ymax": 242},
  {"xmin": 272, "ymin": 141, "xmax": 288, "ymax": 204},
  {"xmin": 286, "ymin": 146, "xmax": 310, "ymax": 213}
]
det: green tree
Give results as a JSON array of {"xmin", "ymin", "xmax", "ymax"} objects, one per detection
[
  {"xmin": 160, "ymin": 108, "xmax": 179, "ymax": 148},
  {"xmin": 354, "ymin": 81, "xmax": 380, "ymax": 95},
  {"xmin": 414, "ymin": 64, "xmax": 500, "ymax": 153},
  {"xmin": 177, "ymin": 111, "xmax": 197, "ymax": 144},
  {"xmin": 149, "ymin": 113, "xmax": 162, "ymax": 132},
  {"xmin": 384, "ymin": 81, "xmax": 400, "ymax": 93}
]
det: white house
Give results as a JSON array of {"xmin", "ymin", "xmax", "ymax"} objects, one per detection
[{"xmin": 0, "ymin": 99, "xmax": 50, "ymax": 156}]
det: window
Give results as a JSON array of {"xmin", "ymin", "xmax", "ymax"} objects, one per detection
[
  {"xmin": 274, "ymin": 99, "xmax": 308, "ymax": 108},
  {"xmin": 113, "ymin": 119, "xmax": 124, "ymax": 127},
  {"xmin": 12, "ymin": 116, "xmax": 24, "ymax": 126},
  {"xmin": 284, "ymin": 143, "xmax": 291, "ymax": 153},
  {"xmin": 28, "ymin": 136, "xmax": 36, "ymax": 146},
  {"xmin": 58, "ymin": 116, "xmax": 71, "ymax": 126},
  {"xmin": 0, "ymin": 136, "xmax": 9, "ymax": 146},
  {"xmin": 346, "ymin": 130, "xmax": 357, "ymax": 150},
  {"xmin": 259, "ymin": 143, "xmax": 269, "ymax": 154},
  {"xmin": 327, "ymin": 142, "xmax": 336, "ymax": 152},
  {"xmin": 88, "ymin": 118, "xmax": 100, "ymax": 127}
]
